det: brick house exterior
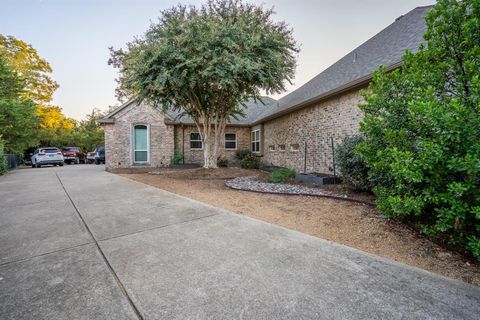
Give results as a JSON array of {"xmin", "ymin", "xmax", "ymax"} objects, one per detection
[
  {"xmin": 173, "ymin": 125, "xmax": 251, "ymax": 165},
  {"xmin": 99, "ymin": 6, "xmax": 431, "ymax": 173},
  {"xmin": 101, "ymin": 101, "xmax": 175, "ymax": 169},
  {"xmin": 262, "ymin": 89, "xmax": 365, "ymax": 174}
]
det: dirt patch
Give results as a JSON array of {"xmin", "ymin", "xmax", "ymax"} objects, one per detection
[
  {"xmin": 160, "ymin": 167, "xmax": 267, "ymax": 180},
  {"xmin": 119, "ymin": 168, "xmax": 480, "ymax": 286}
]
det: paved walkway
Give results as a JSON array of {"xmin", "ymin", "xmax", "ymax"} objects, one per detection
[{"xmin": 0, "ymin": 165, "xmax": 479, "ymax": 319}]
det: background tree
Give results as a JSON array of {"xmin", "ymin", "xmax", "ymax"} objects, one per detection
[
  {"xmin": 110, "ymin": 0, "xmax": 298, "ymax": 168},
  {"xmin": 0, "ymin": 55, "xmax": 39, "ymax": 154},
  {"xmin": 357, "ymin": 0, "xmax": 480, "ymax": 259},
  {"xmin": 0, "ymin": 34, "xmax": 73, "ymax": 150},
  {"xmin": 70, "ymin": 108, "xmax": 105, "ymax": 151},
  {"xmin": 0, "ymin": 35, "xmax": 58, "ymax": 104},
  {"xmin": 36, "ymin": 105, "xmax": 75, "ymax": 146}
]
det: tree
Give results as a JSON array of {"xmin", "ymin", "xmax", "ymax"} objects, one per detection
[
  {"xmin": 71, "ymin": 108, "xmax": 105, "ymax": 151},
  {"xmin": 0, "ymin": 34, "xmax": 72, "ymax": 150},
  {"xmin": 0, "ymin": 35, "xmax": 59, "ymax": 104},
  {"xmin": 36, "ymin": 105, "xmax": 75, "ymax": 147},
  {"xmin": 110, "ymin": 0, "xmax": 298, "ymax": 168},
  {"xmin": 0, "ymin": 55, "xmax": 39, "ymax": 154},
  {"xmin": 357, "ymin": 0, "xmax": 480, "ymax": 259}
]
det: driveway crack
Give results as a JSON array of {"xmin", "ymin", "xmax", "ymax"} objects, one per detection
[{"xmin": 56, "ymin": 172, "xmax": 145, "ymax": 320}]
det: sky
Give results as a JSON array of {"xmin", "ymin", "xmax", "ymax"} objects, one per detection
[{"xmin": 1, "ymin": 0, "xmax": 434, "ymax": 120}]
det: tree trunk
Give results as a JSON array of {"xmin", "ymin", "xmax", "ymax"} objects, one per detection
[
  {"xmin": 197, "ymin": 114, "xmax": 227, "ymax": 169},
  {"xmin": 202, "ymin": 134, "xmax": 217, "ymax": 168}
]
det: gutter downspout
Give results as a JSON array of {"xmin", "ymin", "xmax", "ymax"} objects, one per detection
[{"xmin": 304, "ymin": 141, "xmax": 307, "ymax": 173}]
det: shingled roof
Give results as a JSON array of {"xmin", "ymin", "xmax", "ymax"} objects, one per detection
[
  {"xmin": 252, "ymin": 5, "xmax": 432, "ymax": 124},
  {"xmin": 165, "ymin": 96, "xmax": 278, "ymax": 126},
  {"xmin": 101, "ymin": 5, "xmax": 431, "ymax": 127}
]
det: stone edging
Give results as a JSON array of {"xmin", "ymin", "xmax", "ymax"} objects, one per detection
[{"xmin": 225, "ymin": 177, "xmax": 374, "ymax": 206}]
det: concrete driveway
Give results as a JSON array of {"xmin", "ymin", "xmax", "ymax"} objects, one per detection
[{"xmin": 0, "ymin": 165, "xmax": 478, "ymax": 320}]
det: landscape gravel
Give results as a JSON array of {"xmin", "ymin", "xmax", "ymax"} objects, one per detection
[{"xmin": 226, "ymin": 176, "xmax": 344, "ymax": 197}]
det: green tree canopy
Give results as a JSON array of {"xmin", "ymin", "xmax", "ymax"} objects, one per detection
[
  {"xmin": 0, "ymin": 35, "xmax": 59, "ymax": 105},
  {"xmin": 71, "ymin": 108, "xmax": 105, "ymax": 152},
  {"xmin": 0, "ymin": 55, "xmax": 39, "ymax": 154},
  {"xmin": 358, "ymin": 0, "xmax": 480, "ymax": 259},
  {"xmin": 110, "ymin": 0, "xmax": 298, "ymax": 167},
  {"xmin": 0, "ymin": 34, "xmax": 75, "ymax": 150}
]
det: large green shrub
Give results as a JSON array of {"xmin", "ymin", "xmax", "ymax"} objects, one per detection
[
  {"xmin": 358, "ymin": 0, "xmax": 480, "ymax": 260},
  {"xmin": 235, "ymin": 149, "xmax": 251, "ymax": 161},
  {"xmin": 335, "ymin": 135, "xmax": 370, "ymax": 191},
  {"xmin": 267, "ymin": 168, "xmax": 296, "ymax": 183},
  {"xmin": 241, "ymin": 153, "xmax": 261, "ymax": 169},
  {"xmin": 0, "ymin": 139, "xmax": 7, "ymax": 175}
]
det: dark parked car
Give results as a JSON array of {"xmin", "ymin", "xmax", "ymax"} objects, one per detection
[
  {"xmin": 62, "ymin": 147, "xmax": 86, "ymax": 164},
  {"xmin": 94, "ymin": 145, "xmax": 105, "ymax": 165}
]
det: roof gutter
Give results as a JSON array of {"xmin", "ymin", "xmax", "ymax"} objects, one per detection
[
  {"xmin": 97, "ymin": 118, "xmax": 115, "ymax": 124},
  {"xmin": 251, "ymin": 61, "xmax": 403, "ymax": 126}
]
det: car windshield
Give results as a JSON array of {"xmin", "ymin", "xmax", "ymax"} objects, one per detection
[
  {"xmin": 63, "ymin": 147, "xmax": 79, "ymax": 152},
  {"xmin": 43, "ymin": 148, "xmax": 59, "ymax": 153}
]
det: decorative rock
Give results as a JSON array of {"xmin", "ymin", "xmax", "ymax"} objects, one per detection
[
  {"xmin": 226, "ymin": 176, "xmax": 340, "ymax": 197},
  {"xmin": 225, "ymin": 176, "xmax": 373, "ymax": 206}
]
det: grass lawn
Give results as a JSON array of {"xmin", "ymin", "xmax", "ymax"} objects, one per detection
[{"xmin": 114, "ymin": 167, "xmax": 479, "ymax": 286}]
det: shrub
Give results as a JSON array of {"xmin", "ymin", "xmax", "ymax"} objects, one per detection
[
  {"xmin": 358, "ymin": 0, "xmax": 480, "ymax": 260},
  {"xmin": 170, "ymin": 151, "xmax": 184, "ymax": 165},
  {"xmin": 334, "ymin": 135, "xmax": 370, "ymax": 191},
  {"xmin": 235, "ymin": 149, "xmax": 251, "ymax": 161},
  {"xmin": 241, "ymin": 153, "xmax": 261, "ymax": 169},
  {"xmin": 0, "ymin": 139, "xmax": 7, "ymax": 175},
  {"xmin": 267, "ymin": 168, "xmax": 296, "ymax": 183}
]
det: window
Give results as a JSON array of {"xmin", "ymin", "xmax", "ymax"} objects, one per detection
[
  {"xmin": 190, "ymin": 132, "xmax": 202, "ymax": 149},
  {"xmin": 268, "ymin": 145, "xmax": 275, "ymax": 152},
  {"xmin": 278, "ymin": 144, "xmax": 286, "ymax": 152},
  {"xmin": 290, "ymin": 143, "xmax": 300, "ymax": 152},
  {"xmin": 134, "ymin": 125, "xmax": 149, "ymax": 162},
  {"xmin": 225, "ymin": 133, "xmax": 236, "ymax": 150},
  {"xmin": 251, "ymin": 129, "xmax": 260, "ymax": 153}
]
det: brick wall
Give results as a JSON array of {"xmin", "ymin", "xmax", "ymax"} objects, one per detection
[
  {"xmin": 104, "ymin": 90, "xmax": 364, "ymax": 172},
  {"xmin": 262, "ymin": 89, "xmax": 364, "ymax": 174},
  {"xmin": 104, "ymin": 102, "xmax": 174, "ymax": 170},
  {"xmin": 174, "ymin": 125, "xmax": 250, "ymax": 165}
]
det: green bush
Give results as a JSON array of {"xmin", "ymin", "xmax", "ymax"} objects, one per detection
[
  {"xmin": 358, "ymin": 0, "xmax": 480, "ymax": 260},
  {"xmin": 0, "ymin": 139, "xmax": 7, "ymax": 175},
  {"xmin": 267, "ymin": 168, "xmax": 296, "ymax": 183},
  {"xmin": 335, "ymin": 135, "xmax": 370, "ymax": 191},
  {"xmin": 235, "ymin": 149, "xmax": 251, "ymax": 161},
  {"xmin": 170, "ymin": 151, "xmax": 184, "ymax": 165},
  {"xmin": 241, "ymin": 153, "xmax": 261, "ymax": 169}
]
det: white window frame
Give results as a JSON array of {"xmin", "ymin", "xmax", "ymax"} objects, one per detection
[
  {"xmin": 132, "ymin": 124, "xmax": 150, "ymax": 164},
  {"xmin": 224, "ymin": 133, "xmax": 237, "ymax": 150},
  {"xmin": 190, "ymin": 132, "xmax": 203, "ymax": 150},
  {"xmin": 251, "ymin": 129, "xmax": 260, "ymax": 153}
]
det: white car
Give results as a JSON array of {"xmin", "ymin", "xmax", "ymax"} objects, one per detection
[{"xmin": 31, "ymin": 147, "xmax": 64, "ymax": 168}]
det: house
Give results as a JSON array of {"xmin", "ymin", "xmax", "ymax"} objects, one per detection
[{"xmin": 99, "ymin": 5, "xmax": 431, "ymax": 173}]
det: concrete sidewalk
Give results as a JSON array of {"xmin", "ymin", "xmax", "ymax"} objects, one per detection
[{"xmin": 1, "ymin": 165, "xmax": 479, "ymax": 319}]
